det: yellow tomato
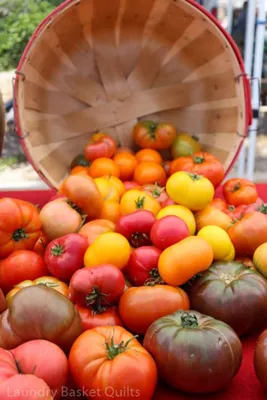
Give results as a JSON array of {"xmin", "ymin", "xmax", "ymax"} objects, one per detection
[
  {"xmin": 197, "ymin": 225, "xmax": 234, "ymax": 261},
  {"xmin": 120, "ymin": 189, "xmax": 161, "ymax": 216},
  {"xmin": 157, "ymin": 205, "xmax": 196, "ymax": 235},
  {"xmin": 94, "ymin": 178, "xmax": 120, "ymax": 202},
  {"xmin": 84, "ymin": 232, "xmax": 131, "ymax": 270},
  {"xmin": 166, "ymin": 171, "xmax": 214, "ymax": 211},
  {"xmin": 223, "ymin": 243, "xmax": 235, "ymax": 261},
  {"xmin": 103, "ymin": 176, "xmax": 125, "ymax": 198},
  {"xmin": 253, "ymin": 243, "xmax": 267, "ymax": 278}
]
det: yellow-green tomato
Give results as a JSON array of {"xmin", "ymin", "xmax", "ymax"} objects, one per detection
[
  {"xmin": 253, "ymin": 243, "xmax": 267, "ymax": 278},
  {"xmin": 166, "ymin": 171, "xmax": 214, "ymax": 211},
  {"xmin": 197, "ymin": 225, "xmax": 235, "ymax": 261}
]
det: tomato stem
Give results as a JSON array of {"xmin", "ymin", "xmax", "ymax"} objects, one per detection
[
  {"xmin": 233, "ymin": 182, "xmax": 241, "ymax": 192},
  {"xmin": 15, "ymin": 359, "xmax": 24, "ymax": 374},
  {"xmin": 130, "ymin": 232, "xmax": 151, "ymax": 248},
  {"xmin": 105, "ymin": 335, "xmax": 138, "ymax": 360},
  {"xmin": 85, "ymin": 285, "xmax": 110, "ymax": 310},
  {"xmin": 151, "ymin": 183, "xmax": 165, "ymax": 198},
  {"xmin": 67, "ymin": 199, "xmax": 83, "ymax": 214},
  {"xmin": 180, "ymin": 312, "xmax": 198, "ymax": 328},
  {"xmin": 135, "ymin": 196, "xmax": 145, "ymax": 209},
  {"xmin": 188, "ymin": 173, "xmax": 201, "ymax": 181},
  {"xmin": 193, "ymin": 156, "xmax": 205, "ymax": 164},
  {"xmin": 259, "ymin": 204, "xmax": 267, "ymax": 214},
  {"xmin": 192, "ymin": 135, "xmax": 199, "ymax": 142},
  {"xmin": 12, "ymin": 228, "xmax": 29, "ymax": 242},
  {"xmin": 51, "ymin": 244, "xmax": 64, "ymax": 256}
]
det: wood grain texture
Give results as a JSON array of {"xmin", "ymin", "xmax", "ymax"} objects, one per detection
[{"xmin": 15, "ymin": 0, "xmax": 247, "ymax": 188}]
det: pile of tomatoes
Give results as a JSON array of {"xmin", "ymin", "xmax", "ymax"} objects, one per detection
[{"xmin": 1, "ymin": 120, "xmax": 267, "ymax": 400}]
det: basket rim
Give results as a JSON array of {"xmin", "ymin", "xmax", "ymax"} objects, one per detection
[{"xmin": 13, "ymin": 0, "xmax": 252, "ymax": 190}]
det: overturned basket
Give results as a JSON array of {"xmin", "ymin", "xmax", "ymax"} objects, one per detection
[{"xmin": 14, "ymin": 0, "xmax": 252, "ymax": 189}]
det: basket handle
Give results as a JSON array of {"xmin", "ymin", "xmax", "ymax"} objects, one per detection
[{"xmin": 243, "ymin": 74, "xmax": 253, "ymax": 126}]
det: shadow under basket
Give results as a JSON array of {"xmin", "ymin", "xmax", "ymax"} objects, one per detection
[{"xmin": 14, "ymin": 0, "xmax": 252, "ymax": 190}]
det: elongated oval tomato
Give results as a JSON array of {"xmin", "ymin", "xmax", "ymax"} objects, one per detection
[
  {"xmin": 69, "ymin": 326, "xmax": 157, "ymax": 400},
  {"xmin": 119, "ymin": 285, "xmax": 189, "ymax": 334},
  {"xmin": 158, "ymin": 236, "xmax": 213, "ymax": 286}
]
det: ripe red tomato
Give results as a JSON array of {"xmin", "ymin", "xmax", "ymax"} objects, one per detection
[
  {"xmin": 142, "ymin": 184, "xmax": 169, "ymax": 206},
  {"xmin": 76, "ymin": 305, "xmax": 123, "ymax": 331},
  {"xmin": 126, "ymin": 246, "xmax": 162, "ymax": 286},
  {"xmin": 0, "ymin": 375, "xmax": 53, "ymax": 400},
  {"xmin": 150, "ymin": 216, "xmax": 190, "ymax": 250},
  {"xmin": 123, "ymin": 181, "xmax": 141, "ymax": 191},
  {"xmin": 254, "ymin": 329, "xmax": 267, "ymax": 390},
  {"xmin": 119, "ymin": 285, "xmax": 189, "ymax": 334},
  {"xmin": 0, "ymin": 250, "xmax": 48, "ymax": 294},
  {"xmin": 84, "ymin": 133, "xmax": 116, "ymax": 161},
  {"xmin": 223, "ymin": 178, "xmax": 258, "ymax": 206},
  {"xmin": 45, "ymin": 234, "xmax": 88, "ymax": 281},
  {"xmin": 69, "ymin": 265, "xmax": 125, "ymax": 308},
  {"xmin": 133, "ymin": 121, "xmax": 176, "ymax": 150},
  {"xmin": 69, "ymin": 326, "xmax": 157, "ymax": 400}
]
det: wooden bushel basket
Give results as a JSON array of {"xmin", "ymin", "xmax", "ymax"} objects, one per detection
[{"xmin": 14, "ymin": 0, "xmax": 252, "ymax": 189}]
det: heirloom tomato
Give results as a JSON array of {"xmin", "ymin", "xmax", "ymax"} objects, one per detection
[
  {"xmin": 197, "ymin": 225, "xmax": 235, "ymax": 261},
  {"xmin": 188, "ymin": 261, "xmax": 267, "ymax": 336},
  {"xmin": 0, "ymin": 198, "xmax": 41, "ymax": 258},
  {"xmin": 211, "ymin": 198, "xmax": 228, "ymax": 211},
  {"xmin": 170, "ymin": 152, "xmax": 224, "ymax": 188},
  {"xmin": 79, "ymin": 219, "xmax": 115, "ymax": 246},
  {"xmin": 135, "ymin": 149, "xmax": 163, "ymax": 164},
  {"xmin": 0, "ymin": 375, "xmax": 53, "ymax": 400},
  {"xmin": 100, "ymin": 201, "xmax": 121, "ymax": 223},
  {"xmin": 253, "ymin": 242, "xmax": 267, "ymax": 278},
  {"xmin": 166, "ymin": 171, "xmax": 214, "ymax": 211},
  {"xmin": 102, "ymin": 175, "xmax": 125, "ymax": 197},
  {"xmin": 144, "ymin": 310, "xmax": 242, "ymax": 394},
  {"xmin": 94, "ymin": 178, "xmax": 120, "ymax": 202},
  {"xmin": 151, "ymin": 216, "xmax": 190, "ymax": 250},
  {"xmin": 114, "ymin": 147, "xmax": 134, "ymax": 155},
  {"xmin": 89, "ymin": 158, "xmax": 120, "ymax": 178},
  {"xmin": 225, "ymin": 204, "xmax": 247, "ymax": 221},
  {"xmin": 133, "ymin": 120, "xmax": 176, "ymax": 150},
  {"xmin": 171, "ymin": 133, "xmax": 202, "ymax": 158},
  {"xmin": 245, "ymin": 198, "xmax": 266, "ymax": 214},
  {"xmin": 70, "ymin": 166, "xmax": 90, "ymax": 176},
  {"xmin": 84, "ymin": 133, "xmax": 116, "ymax": 161},
  {"xmin": 69, "ymin": 265, "xmax": 125, "ymax": 308},
  {"xmin": 120, "ymin": 189, "xmax": 161, "ymax": 216},
  {"xmin": 113, "ymin": 152, "xmax": 137, "ymax": 181},
  {"xmin": 157, "ymin": 205, "xmax": 196, "ymax": 235},
  {"xmin": 158, "ymin": 236, "xmax": 213, "ymax": 286},
  {"xmin": 119, "ymin": 285, "xmax": 189, "ymax": 334},
  {"xmin": 71, "ymin": 154, "xmax": 91, "ymax": 169},
  {"xmin": 0, "ymin": 250, "xmax": 48, "ymax": 294},
  {"xmin": 6, "ymin": 276, "xmax": 69, "ymax": 307},
  {"xmin": 123, "ymin": 181, "xmax": 140, "ymax": 191},
  {"xmin": 75, "ymin": 305, "xmax": 122, "ymax": 331},
  {"xmin": 195, "ymin": 205, "xmax": 232, "ymax": 231},
  {"xmin": 133, "ymin": 162, "xmax": 166, "ymax": 186},
  {"xmin": 45, "ymin": 234, "xmax": 88, "ymax": 281},
  {"xmin": 84, "ymin": 232, "xmax": 131, "ymax": 270},
  {"xmin": 126, "ymin": 246, "xmax": 162, "ymax": 286},
  {"xmin": 223, "ymin": 178, "xmax": 258, "ymax": 206},
  {"xmin": 228, "ymin": 212, "xmax": 267, "ymax": 256},
  {"xmin": 33, "ymin": 234, "xmax": 48, "ymax": 257},
  {"xmin": 69, "ymin": 326, "xmax": 157, "ymax": 400},
  {"xmin": 142, "ymin": 183, "xmax": 169, "ymax": 205},
  {"xmin": 254, "ymin": 329, "xmax": 267, "ymax": 389}
]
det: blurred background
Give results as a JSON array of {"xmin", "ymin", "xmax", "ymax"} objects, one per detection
[{"xmin": 0, "ymin": 0, "xmax": 266, "ymax": 189}]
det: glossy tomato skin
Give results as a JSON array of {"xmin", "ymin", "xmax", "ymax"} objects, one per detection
[
  {"xmin": 223, "ymin": 178, "xmax": 258, "ymax": 206},
  {"xmin": 228, "ymin": 212, "xmax": 267, "ymax": 256},
  {"xmin": 126, "ymin": 246, "xmax": 162, "ymax": 286},
  {"xmin": 115, "ymin": 210, "xmax": 155, "ymax": 247},
  {"xmin": 0, "ymin": 286, "xmax": 82, "ymax": 351},
  {"xmin": 33, "ymin": 234, "xmax": 48, "ymax": 257},
  {"xmin": 144, "ymin": 310, "xmax": 242, "ymax": 394},
  {"xmin": 0, "ymin": 198, "xmax": 41, "ymax": 258},
  {"xmin": 133, "ymin": 120, "xmax": 176, "ymax": 150},
  {"xmin": 133, "ymin": 162, "xmax": 167, "ymax": 186},
  {"xmin": 254, "ymin": 329, "xmax": 267, "ymax": 389},
  {"xmin": 188, "ymin": 261, "xmax": 267, "ymax": 336},
  {"xmin": 45, "ymin": 234, "xmax": 88, "ymax": 281},
  {"xmin": 150, "ymin": 216, "xmax": 190, "ymax": 250},
  {"xmin": 69, "ymin": 326, "xmax": 157, "ymax": 400},
  {"xmin": 0, "ymin": 250, "xmax": 48, "ymax": 294},
  {"xmin": 75, "ymin": 305, "xmax": 122, "ymax": 331},
  {"xmin": 170, "ymin": 152, "xmax": 225, "ymax": 188},
  {"xmin": 119, "ymin": 285, "xmax": 189, "ymax": 334},
  {"xmin": 69, "ymin": 265, "xmax": 125, "ymax": 308},
  {"xmin": 84, "ymin": 133, "xmax": 116, "ymax": 161},
  {"xmin": 113, "ymin": 152, "xmax": 137, "ymax": 181}
]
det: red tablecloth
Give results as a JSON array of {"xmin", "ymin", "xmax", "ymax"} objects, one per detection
[{"xmin": 1, "ymin": 185, "xmax": 267, "ymax": 400}]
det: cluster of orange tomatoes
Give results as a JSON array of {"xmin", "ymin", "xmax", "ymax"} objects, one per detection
[{"xmin": 1, "ymin": 121, "xmax": 267, "ymax": 399}]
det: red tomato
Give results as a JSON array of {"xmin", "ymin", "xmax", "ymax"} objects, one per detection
[
  {"xmin": 84, "ymin": 133, "xmax": 116, "ymax": 161},
  {"xmin": 223, "ymin": 178, "xmax": 258, "ymax": 206},
  {"xmin": 76, "ymin": 305, "xmax": 123, "ymax": 331},
  {"xmin": 115, "ymin": 210, "xmax": 156, "ymax": 248},
  {"xmin": 123, "ymin": 181, "xmax": 141, "ymax": 191},
  {"xmin": 45, "ymin": 234, "xmax": 88, "ymax": 281},
  {"xmin": 161, "ymin": 198, "xmax": 176, "ymax": 207},
  {"xmin": 33, "ymin": 234, "xmax": 48, "ymax": 257},
  {"xmin": 150, "ymin": 216, "xmax": 190, "ymax": 250},
  {"xmin": 142, "ymin": 184, "xmax": 169, "ymax": 206},
  {"xmin": 0, "ymin": 375, "xmax": 53, "ymax": 400},
  {"xmin": 245, "ymin": 198, "xmax": 265, "ymax": 214},
  {"xmin": 69, "ymin": 265, "xmax": 125, "ymax": 308},
  {"xmin": 126, "ymin": 246, "xmax": 162, "ymax": 286},
  {"xmin": 8, "ymin": 340, "xmax": 68, "ymax": 399},
  {"xmin": 133, "ymin": 121, "xmax": 176, "ymax": 150},
  {"xmin": 0, "ymin": 289, "xmax": 6, "ymax": 313},
  {"xmin": 0, "ymin": 250, "xmax": 48, "ymax": 294}
]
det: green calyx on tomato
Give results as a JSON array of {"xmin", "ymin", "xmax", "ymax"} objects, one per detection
[
  {"xmin": 85, "ymin": 285, "xmax": 110, "ymax": 311},
  {"xmin": 12, "ymin": 228, "xmax": 29, "ymax": 242},
  {"xmin": 105, "ymin": 335, "xmax": 138, "ymax": 360},
  {"xmin": 188, "ymin": 173, "xmax": 201, "ymax": 181},
  {"xmin": 233, "ymin": 182, "xmax": 241, "ymax": 192},
  {"xmin": 180, "ymin": 312, "xmax": 199, "ymax": 328},
  {"xmin": 70, "ymin": 154, "xmax": 91, "ymax": 170},
  {"xmin": 141, "ymin": 121, "xmax": 158, "ymax": 138},
  {"xmin": 151, "ymin": 183, "xmax": 165, "ymax": 198},
  {"xmin": 51, "ymin": 244, "xmax": 65, "ymax": 256},
  {"xmin": 193, "ymin": 155, "xmax": 205, "ymax": 164},
  {"xmin": 135, "ymin": 196, "xmax": 145, "ymax": 209},
  {"xmin": 145, "ymin": 268, "xmax": 164, "ymax": 286},
  {"xmin": 130, "ymin": 232, "xmax": 150, "ymax": 248},
  {"xmin": 259, "ymin": 204, "xmax": 267, "ymax": 214}
]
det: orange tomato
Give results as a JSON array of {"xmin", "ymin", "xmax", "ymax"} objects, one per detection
[
  {"xmin": 120, "ymin": 190, "xmax": 161, "ymax": 216},
  {"xmin": 195, "ymin": 205, "xmax": 232, "ymax": 232},
  {"xmin": 135, "ymin": 149, "xmax": 163, "ymax": 164},
  {"xmin": 113, "ymin": 152, "xmax": 137, "ymax": 181},
  {"xmin": 133, "ymin": 162, "xmax": 167, "ymax": 186},
  {"xmin": 90, "ymin": 158, "xmax": 120, "ymax": 178},
  {"xmin": 100, "ymin": 201, "xmax": 121, "ymax": 223},
  {"xmin": 114, "ymin": 147, "xmax": 134, "ymax": 155},
  {"xmin": 70, "ymin": 166, "xmax": 90, "ymax": 176},
  {"xmin": 158, "ymin": 236, "xmax": 213, "ymax": 286},
  {"xmin": 79, "ymin": 219, "xmax": 115, "ymax": 246}
]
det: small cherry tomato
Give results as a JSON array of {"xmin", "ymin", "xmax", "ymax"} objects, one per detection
[
  {"xmin": 133, "ymin": 121, "xmax": 176, "ymax": 150},
  {"xmin": 113, "ymin": 152, "xmax": 137, "ymax": 181},
  {"xmin": 84, "ymin": 133, "xmax": 116, "ymax": 161}
]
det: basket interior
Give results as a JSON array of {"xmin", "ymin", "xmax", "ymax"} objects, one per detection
[{"xmin": 16, "ymin": 0, "xmax": 246, "ymax": 189}]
